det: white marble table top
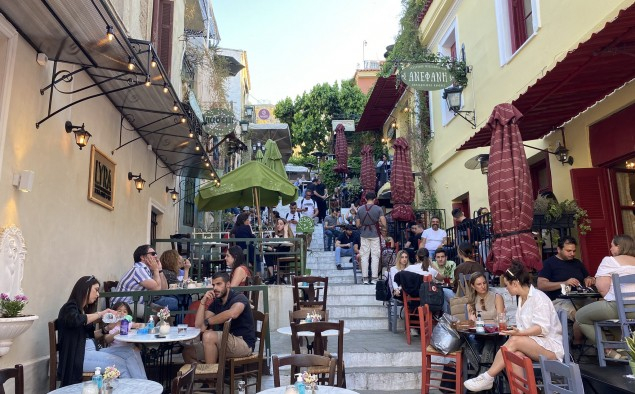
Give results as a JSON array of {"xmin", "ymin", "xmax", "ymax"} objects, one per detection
[
  {"xmin": 114, "ymin": 326, "xmax": 200, "ymax": 343},
  {"xmin": 50, "ymin": 378, "xmax": 163, "ymax": 394},
  {"xmin": 277, "ymin": 326, "xmax": 350, "ymax": 337},
  {"xmin": 257, "ymin": 386, "xmax": 358, "ymax": 394}
]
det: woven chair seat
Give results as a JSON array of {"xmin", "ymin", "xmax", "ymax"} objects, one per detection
[
  {"xmin": 229, "ymin": 353, "xmax": 258, "ymax": 362},
  {"xmin": 308, "ymin": 365, "xmax": 330, "ymax": 374},
  {"xmin": 426, "ymin": 344, "xmax": 461, "ymax": 355},
  {"xmin": 180, "ymin": 363, "xmax": 218, "ymax": 377}
]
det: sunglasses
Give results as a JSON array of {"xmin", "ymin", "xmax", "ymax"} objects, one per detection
[{"xmin": 147, "ymin": 251, "xmax": 157, "ymax": 256}]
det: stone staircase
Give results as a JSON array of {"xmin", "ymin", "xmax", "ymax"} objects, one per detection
[{"xmin": 301, "ymin": 224, "xmax": 422, "ymax": 392}]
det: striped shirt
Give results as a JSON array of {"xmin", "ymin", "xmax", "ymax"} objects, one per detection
[{"xmin": 110, "ymin": 262, "xmax": 153, "ymax": 306}]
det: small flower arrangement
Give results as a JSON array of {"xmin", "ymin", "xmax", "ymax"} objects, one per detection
[
  {"xmin": 0, "ymin": 293, "xmax": 28, "ymax": 318},
  {"xmin": 103, "ymin": 365, "xmax": 120, "ymax": 384},
  {"xmin": 297, "ymin": 371, "xmax": 318, "ymax": 389},
  {"xmin": 157, "ymin": 307, "xmax": 170, "ymax": 322}
]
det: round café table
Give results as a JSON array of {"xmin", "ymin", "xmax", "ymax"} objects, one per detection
[
  {"xmin": 257, "ymin": 386, "xmax": 359, "ymax": 394},
  {"xmin": 114, "ymin": 326, "xmax": 200, "ymax": 391},
  {"xmin": 50, "ymin": 378, "xmax": 163, "ymax": 393},
  {"xmin": 277, "ymin": 326, "xmax": 350, "ymax": 337}
]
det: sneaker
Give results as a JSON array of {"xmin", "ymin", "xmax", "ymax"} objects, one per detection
[
  {"xmin": 369, "ymin": 279, "xmax": 377, "ymax": 285},
  {"xmin": 410, "ymin": 328, "xmax": 419, "ymax": 337},
  {"xmin": 464, "ymin": 373, "xmax": 494, "ymax": 391},
  {"xmin": 363, "ymin": 280, "xmax": 369, "ymax": 285},
  {"xmin": 336, "ymin": 265, "xmax": 343, "ymax": 270}
]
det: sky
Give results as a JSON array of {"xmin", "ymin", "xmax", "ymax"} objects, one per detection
[{"xmin": 212, "ymin": 0, "xmax": 403, "ymax": 105}]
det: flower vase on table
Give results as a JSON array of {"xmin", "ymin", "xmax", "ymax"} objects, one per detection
[
  {"xmin": 157, "ymin": 307, "xmax": 171, "ymax": 335},
  {"xmin": 102, "ymin": 365, "xmax": 120, "ymax": 393}
]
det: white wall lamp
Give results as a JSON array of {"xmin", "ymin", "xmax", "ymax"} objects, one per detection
[
  {"xmin": 443, "ymin": 85, "xmax": 476, "ymax": 128},
  {"xmin": 12, "ymin": 170, "xmax": 35, "ymax": 192}
]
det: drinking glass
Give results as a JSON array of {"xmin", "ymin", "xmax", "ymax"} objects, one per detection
[
  {"xmin": 81, "ymin": 382, "xmax": 99, "ymax": 394},
  {"xmin": 177, "ymin": 324, "xmax": 188, "ymax": 336},
  {"xmin": 497, "ymin": 313, "xmax": 508, "ymax": 331}
]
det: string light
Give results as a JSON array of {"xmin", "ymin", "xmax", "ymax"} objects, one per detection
[
  {"xmin": 144, "ymin": 75, "xmax": 151, "ymax": 87},
  {"xmin": 127, "ymin": 57, "xmax": 135, "ymax": 71},
  {"xmin": 163, "ymin": 83, "xmax": 169, "ymax": 94},
  {"xmin": 106, "ymin": 26, "xmax": 114, "ymax": 41}
]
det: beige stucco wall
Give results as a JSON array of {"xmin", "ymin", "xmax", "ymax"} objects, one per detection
[
  {"xmin": 417, "ymin": 0, "xmax": 635, "ymax": 215},
  {"xmin": 0, "ymin": 29, "xmax": 179, "ymax": 393}
]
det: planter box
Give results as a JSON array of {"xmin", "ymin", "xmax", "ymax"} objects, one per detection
[{"xmin": 532, "ymin": 214, "xmax": 575, "ymax": 231}]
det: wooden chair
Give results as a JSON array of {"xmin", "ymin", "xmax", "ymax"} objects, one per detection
[
  {"xmin": 292, "ymin": 276, "xmax": 328, "ymax": 312},
  {"xmin": 594, "ymin": 273, "xmax": 635, "ymax": 366},
  {"xmin": 171, "ymin": 362, "xmax": 196, "ymax": 394},
  {"xmin": 102, "ymin": 280, "xmax": 119, "ymax": 308},
  {"xmin": 277, "ymin": 239, "xmax": 303, "ymax": 284},
  {"xmin": 539, "ymin": 355, "xmax": 584, "ymax": 394},
  {"xmin": 226, "ymin": 311, "xmax": 269, "ymax": 393},
  {"xmin": 418, "ymin": 305, "xmax": 464, "ymax": 393},
  {"xmin": 401, "ymin": 274, "xmax": 432, "ymax": 345},
  {"xmin": 501, "ymin": 346, "xmax": 538, "ymax": 394},
  {"xmin": 0, "ymin": 364, "xmax": 23, "ymax": 394},
  {"xmin": 290, "ymin": 320, "xmax": 346, "ymax": 388},
  {"xmin": 272, "ymin": 354, "xmax": 336, "ymax": 387},
  {"xmin": 48, "ymin": 320, "xmax": 93, "ymax": 391},
  {"xmin": 178, "ymin": 319, "xmax": 231, "ymax": 393},
  {"xmin": 249, "ymin": 275, "xmax": 262, "ymax": 310}
]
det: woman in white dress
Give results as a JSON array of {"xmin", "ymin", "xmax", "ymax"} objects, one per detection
[
  {"xmin": 388, "ymin": 250, "xmax": 409, "ymax": 299},
  {"xmin": 464, "ymin": 260, "xmax": 563, "ymax": 392},
  {"xmin": 576, "ymin": 234, "xmax": 635, "ymax": 358}
]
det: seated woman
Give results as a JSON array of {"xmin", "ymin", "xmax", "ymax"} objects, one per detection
[
  {"xmin": 464, "ymin": 261, "xmax": 563, "ymax": 392},
  {"xmin": 576, "ymin": 234, "xmax": 635, "ymax": 359},
  {"xmin": 226, "ymin": 245, "xmax": 252, "ymax": 287},
  {"xmin": 265, "ymin": 217, "xmax": 293, "ymax": 283},
  {"xmin": 155, "ymin": 250, "xmax": 192, "ymax": 324},
  {"xmin": 466, "ymin": 272, "xmax": 505, "ymax": 322},
  {"xmin": 57, "ymin": 276, "xmax": 146, "ymax": 386},
  {"xmin": 231, "ymin": 211, "xmax": 257, "ymax": 265},
  {"xmin": 389, "ymin": 250, "xmax": 410, "ymax": 300}
]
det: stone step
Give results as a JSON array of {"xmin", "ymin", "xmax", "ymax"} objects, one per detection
[
  {"xmin": 341, "ymin": 317, "xmax": 389, "ymax": 330},
  {"xmin": 328, "ymin": 294, "xmax": 377, "ymax": 305},
  {"xmin": 329, "ymin": 284, "xmax": 375, "ymax": 295},
  {"xmin": 346, "ymin": 366, "xmax": 422, "ymax": 391},
  {"xmin": 344, "ymin": 350, "xmax": 422, "ymax": 368},
  {"xmin": 329, "ymin": 305, "xmax": 388, "ymax": 318}
]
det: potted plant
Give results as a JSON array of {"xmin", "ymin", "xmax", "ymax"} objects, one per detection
[
  {"xmin": 626, "ymin": 331, "xmax": 635, "ymax": 374},
  {"xmin": 0, "ymin": 293, "xmax": 38, "ymax": 357},
  {"xmin": 533, "ymin": 196, "xmax": 592, "ymax": 235}
]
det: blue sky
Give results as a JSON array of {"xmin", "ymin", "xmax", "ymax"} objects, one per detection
[{"xmin": 212, "ymin": 0, "xmax": 402, "ymax": 104}]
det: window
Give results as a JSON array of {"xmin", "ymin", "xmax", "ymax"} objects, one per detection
[
  {"xmin": 495, "ymin": 0, "xmax": 540, "ymax": 64},
  {"xmin": 183, "ymin": 177, "xmax": 195, "ymax": 227},
  {"xmin": 438, "ymin": 20, "xmax": 459, "ymax": 126},
  {"xmin": 152, "ymin": 0, "xmax": 174, "ymax": 77},
  {"xmin": 150, "ymin": 210, "xmax": 158, "ymax": 246}
]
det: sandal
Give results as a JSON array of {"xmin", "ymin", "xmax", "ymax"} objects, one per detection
[{"xmin": 606, "ymin": 349, "xmax": 627, "ymax": 359}]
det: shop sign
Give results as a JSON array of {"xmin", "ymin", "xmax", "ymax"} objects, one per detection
[
  {"xmin": 203, "ymin": 108, "xmax": 236, "ymax": 135},
  {"xmin": 400, "ymin": 64, "xmax": 452, "ymax": 91},
  {"xmin": 88, "ymin": 145, "xmax": 116, "ymax": 210}
]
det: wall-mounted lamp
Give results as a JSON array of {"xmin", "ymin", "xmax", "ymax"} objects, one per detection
[
  {"xmin": 12, "ymin": 170, "xmax": 34, "ymax": 192},
  {"xmin": 106, "ymin": 25, "xmax": 114, "ymax": 41},
  {"xmin": 165, "ymin": 187, "xmax": 179, "ymax": 201},
  {"xmin": 464, "ymin": 153, "xmax": 489, "ymax": 175},
  {"xmin": 65, "ymin": 121, "xmax": 92, "ymax": 150},
  {"xmin": 523, "ymin": 129, "xmax": 574, "ymax": 166},
  {"xmin": 239, "ymin": 120, "xmax": 249, "ymax": 133},
  {"xmin": 442, "ymin": 85, "xmax": 476, "ymax": 128},
  {"xmin": 244, "ymin": 105, "xmax": 254, "ymax": 118},
  {"xmin": 128, "ymin": 172, "xmax": 145, "ymax": 192},
  {"xmin": 252, "ymin": 141, "xmax": 265, "ymax": 154}
]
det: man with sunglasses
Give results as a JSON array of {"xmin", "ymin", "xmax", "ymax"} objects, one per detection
[{"xmin": 111, "ymin": 245, "xmax": 168, "ymax": 310}]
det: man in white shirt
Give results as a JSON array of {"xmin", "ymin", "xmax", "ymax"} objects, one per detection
[
  {"xmin": 299, "ymin": 190, "xmax": 318, "ymax": 219},
  {"xmin": 421, "ymin": 216, "xmax": 447, "ymax": 256},
  {"xmin": 284, "ymin": 202, "xmax": 300, "ymax": 234}
]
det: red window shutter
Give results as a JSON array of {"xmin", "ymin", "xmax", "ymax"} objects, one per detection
[
  {"xmin": 508, "ymin": 0, "xmax": 527, "ymax": 52},
  {"xmin": 571, "ymin": 168, "xmax": 616, "ymax": 275},
  {"xmin": 157, "ymin": 0, "xmax": 173, "ymax": 77}
]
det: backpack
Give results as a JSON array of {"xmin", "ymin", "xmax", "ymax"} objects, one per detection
[
  {"xmin": 375, "ymin": 272, "xmax": 391, "ymax": 302},
  {"xmin": 419, "ymin": 281, "xmax": 445, "ymax": 313}
]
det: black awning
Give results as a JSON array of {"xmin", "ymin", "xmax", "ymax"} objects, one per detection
[{"xmin": 0, "ymin": 0, "xmax": 218, "ymax": 182}]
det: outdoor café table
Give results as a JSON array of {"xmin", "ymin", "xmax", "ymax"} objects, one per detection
[
  {"xmin": 49, "ymin": 378, "xmax": 163, "ymax": 394},
  {"xmin": 257, "ymin": 386, "xmax": 359, "ymax": 394},
  {"xmin": 580, "ymin": 363, "xmax": 635, "ymax": 394},
  {"xmin": 114, "ymin": 326, "xmax": 200, "ymax": 392},
  {"xmin": 277, "ymin": 325, "xmax": 350, "ymax": 337},
  {"xmin": 457, "ymin": 327, "xmax": 509, "ymax": 394},
  {"xmin": 556, "ymin": 290, "xmax": 601, "ymax": 310}
]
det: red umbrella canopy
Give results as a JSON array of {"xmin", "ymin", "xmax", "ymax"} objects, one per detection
[
  {"xmin": 360, "ymin": 144, "xmax": 375, "ymax": 203},
  {"xmin": 390, "ymin": 137, "xmax": 415, "ymax": 222},
  {"xmin": 486, "ymin": 103, "xmax": 541, "ymax": 274},
  {"xmin": 334, "ymin": 124, "xmax": 348, "ymax": 173}
]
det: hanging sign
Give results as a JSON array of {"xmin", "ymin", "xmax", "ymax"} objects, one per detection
[
  {"xmin": 400, "ymin": 64, "xmax": 452, "ymax": 91},
  {"xmin": 203, "ymin": 108, "xmax": 236, "ymax": 136}
]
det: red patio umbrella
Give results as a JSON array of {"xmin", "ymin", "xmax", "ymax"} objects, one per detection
[
  {"xmin": 334, "ymin": 124, "xmax": 348, "ymax": 174},
  {"xmin": 389, "ymin": 137, "xmax": 415, "ymax": 222},
  {"xmin": 360, "ymin": 145, "xmax": 375, "ymax": 204},
  {"xmin": 486, "ymin": 103, "xmax": 541, "ymax": 274}
]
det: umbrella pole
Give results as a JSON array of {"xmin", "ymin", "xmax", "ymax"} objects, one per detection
[{"xmin": 254, "ymin": 187, "xmax": 264, "ymax": 277}]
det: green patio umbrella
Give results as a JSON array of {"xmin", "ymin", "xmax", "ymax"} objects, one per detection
[
  {"xmin": 261, "ymin": 139, "xmax": 287, "ymax": 179},
  {"xmin": 195, "ymin": 161, "xmax": 297, "ymax": 211},
  {"xmin": 255, "ymin": 148, "xmax": 264, "ymax": 162}
]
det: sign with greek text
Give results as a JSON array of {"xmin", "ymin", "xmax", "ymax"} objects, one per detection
[
  {"xmin": 88, "ymin": 145, "xmax": 116, "ymax": 210},
  {"xmin": 400, "ymin": 64, "xmax": 452, "ymax": 91},
  {"xmin": 203, "ymin": 108, "xmax": 236, "ymax": 136}
]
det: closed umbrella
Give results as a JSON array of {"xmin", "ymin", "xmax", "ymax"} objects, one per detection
[
  {"xmin": 262, "ymin": 139, "xmax": 287, "ymax": 179},
  {"xmin": 389, "ymin": 137, "xmax": 415, "ymax": 222},
  {"xmin": 360, "ymin": 145, "xmax": 375, "ymax": 203},
  {"xmin": 486, "ymin": 103, "xmax": 541, "ymax": 274},
  {"xmin": 255, "ymin": 149, "xmax": 264, "ymax": 162},
  {"xmin": 334, "ymin": 124, "xmax": 348, "ymax": 174}
]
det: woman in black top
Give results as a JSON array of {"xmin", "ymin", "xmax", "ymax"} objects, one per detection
[
  {"xmin": 57, "ymin": 276, "xmax": 147, "ymax": 386},
  {"xmin": 231, "ymin": 212, "xmax": 256, "ymax": 265}
]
